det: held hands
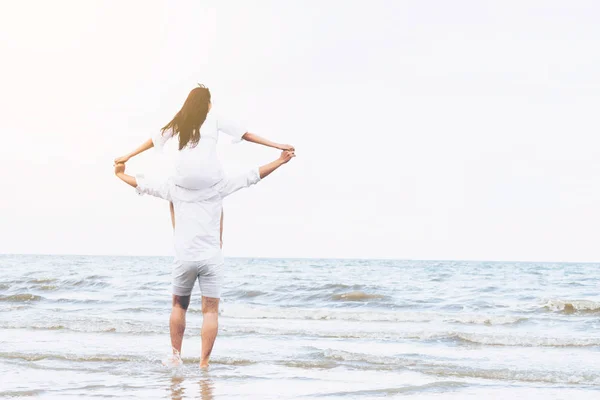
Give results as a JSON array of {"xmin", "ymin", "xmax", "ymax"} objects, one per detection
[
  {"xmin": 259, "ymin": 150, "xmax": 296, "ymax": 179},
  {"xmin": 114, "ymin": 162, "xmax": 126, "ymax": 176},
  {"xmin": 113, "ymin": 161, "xmax": 137, "ymax": 188},
  {"xmin": 276, "ymin": 143, "xmax": 295, "ymax": 151},
  {"xmin": 114, "ymin": 155, "xmax": 131, "ymax": 164},
  {"xmin": 279, "ymin": 150, "xmax": 296, "ymax": 164}
]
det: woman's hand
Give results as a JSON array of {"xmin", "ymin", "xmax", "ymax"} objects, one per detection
[
  {"xmin": 276, "ymin": 143, "xmax": 295, "ymax": 151},
  {"xmin": 114, "ymin": 154, "xmax": 131, "ymax": 164}
]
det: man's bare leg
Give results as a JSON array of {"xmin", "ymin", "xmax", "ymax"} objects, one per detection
[
  {"xmin": 200, "ymin": 296, "xmax": 219, "ymax": 368},
  {"xmin": 170, "ymin": 295, "xmax": 190, "ymax": 356}
]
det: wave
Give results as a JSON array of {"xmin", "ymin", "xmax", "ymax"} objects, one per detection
[
  {"xmin": 26, "ymin": 278, "xmax": 57, "ymax": 284},
  {"xmin": 0, "ymin": 320, "xmax": 167, "ymax": 335},
  {"xmin": 215, "ymin": 304, "xmax": 433, "ymax": 323},
  {"xmin": 220, "ymin": 323, "xmax": 600, "ymax": 347},
  {"xmin": 307, "ymin": 283, "xmax": 364, "ymax": 291},
  {"xmin": 216, "ymin": 304, "xmax": 527, "ymax": 327},
  {"xmin": 444, "ymin": 315, "xmax": 527, "ymax": 326},
  {"xmin": 60, "ymin": 278, "xmax": 110, "ymax": 288},
  {"xmin": 0, "ymin": 351, "xmax": 254, "ymax": 369},
  {"xmin": 6, "ymin": 276, "xmax": 110, "ymax": 291},
  {"xmin": 331, "ymin": 291, "xmax": 387, "ymax": 301},
  {"xmin": 38, "ymin": 285, "xmax": 58, "ymax": 291},
  {"xmin": 318, "ymin": 382, "xmax": 468, "ymax": 397},
  {"xmin": 16, "ymin": 317, "xmax": 591, "ymax": 348},
  {"xmin": 279, "ymin": 360, "xmax": 339, "ymax": 369},
  {"xmin": 224, "ymin": 290, "xmax": 267, "ymax": 299},
  {"xmin": 320, "ymin": 349, "xmax": 600, "ymax": 385},
  {"xmin": 181, "ymin": 356, "xmax": 255, "ymax": 366},
  {"xmin": 114, "ymin": 307, "xmax": 160, "ymax": 313},
  {"xmin": 0, "ymin": 390, "xmax": 45, "ymax": 397},
  {"xmin": 422, "ymin": 365, "xmax": 600, "ymax": 386},
  {"xmin": 322, "ymin": 349, "xmax": 409, "ymax": 366},
  {"xmin": 542, "ymin": 299, "xmax": 600, "ymax": 314},
  {"xmin": 222, "ymin": 286, "xmax": 387, "ymax": 303},
  {"xmin": 0, "ymin": 294, "xmax": 43, "ymax": 302},
  {"xmin": 4, "ymin": 324, "xmax": 67, "ymax": 331},
  {"xmin": 451, "ymin": 332, "xmax": 600, "ymax": 347},
  {"xmin": 55, "ymin": 298, "xmax": 107, "ymax": 304},
  {"xmin": 0, "ymin": 352, "xmax": 139, "ymax": 363}
]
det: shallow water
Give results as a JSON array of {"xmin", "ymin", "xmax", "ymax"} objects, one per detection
[{"xmin": 1, "ymin": 254, "xmax": 599, "ymax": 399}]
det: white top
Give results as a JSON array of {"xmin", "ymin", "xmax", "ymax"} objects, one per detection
[
  {"xmin": 152, "ymin": 112, "xmax": 246, "ymax": 190},
  {"xmin": 136, "ymin": 168, "xmax": 261, "ymax": 261}
]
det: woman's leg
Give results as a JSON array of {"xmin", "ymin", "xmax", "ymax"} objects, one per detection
[
  {"xmin": 170, "ymin": 202, "xmax": 175, "ymax": 229},
  {"xmin": 220, "ymin": 209, "xmax": 223, "ymax": 248}
]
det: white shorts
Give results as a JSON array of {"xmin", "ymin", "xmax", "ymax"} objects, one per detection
[{"xmin": 171, "ymin": 252, "xmax": 224, "ymax": 298}]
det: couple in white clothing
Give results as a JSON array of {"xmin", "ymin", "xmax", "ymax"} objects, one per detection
[{"xmin": 114, "ymin": 85, "xmax": 295, "ymax": 368}]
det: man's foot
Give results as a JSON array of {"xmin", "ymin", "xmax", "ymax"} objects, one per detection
[
  {"xmin": 162, "ymin": 352, "xmax": 183, "ymax": 368},
  {"xmin": 199, "ymin": 360, "xmax": 209, "ymax": 369}
]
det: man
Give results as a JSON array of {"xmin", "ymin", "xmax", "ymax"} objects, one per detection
[{"xmin": 114, "ymin": 150, "xmax": 295, "ymax": 368}]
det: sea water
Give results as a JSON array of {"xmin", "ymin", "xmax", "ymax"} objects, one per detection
[{"xmin": 1, "ymin": 254, "xmax": 599, "ymax": 399}]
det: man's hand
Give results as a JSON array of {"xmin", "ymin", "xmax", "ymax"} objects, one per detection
[
  {"xmin": 114, "ymin": 162, "xmax": 126, "ymax": 176},
  {"xmin": 114, "ymin": 155, "xmax": 131, "ymax": 164},
  {"xmin": 259, "ymin": 151, "xmax": 296, "ymax": 179},
  {"xmin": 279, "ymin": 150, "xmax": 296, "ymax": 164},
  {"xmin": 276, "ymin": 143, "xmax": 295, "ymax": 152}
]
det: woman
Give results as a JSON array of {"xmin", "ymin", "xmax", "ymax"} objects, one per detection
[{"xmin": 115, "ymin": 85, "xmax": 294, "ymax": 237}]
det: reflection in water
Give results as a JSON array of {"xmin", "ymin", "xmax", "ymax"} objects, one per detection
[
  {"xmin": 169, "ymin": 373, "xmax": 215, "ymax": 400},
  {"xmin": 199, "ymin": 374, "xmax": 215, "ymax": 400},
  {"xmin": 170, "ymin": 375, "xmax": 185, "ymax": 400}
]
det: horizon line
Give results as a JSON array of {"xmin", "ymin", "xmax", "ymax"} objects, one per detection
[{"xmin": 1, "ymin": 252, "xmax": 598, "ymax": 265}]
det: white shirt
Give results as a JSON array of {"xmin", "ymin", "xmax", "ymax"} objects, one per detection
[
  {"xmin": 152, "ymin": 112, "xmax": 246, "ymax": 190},
  {"xmin": 135, "ymin": 168, "xmax": 261, "ymax": 261}
]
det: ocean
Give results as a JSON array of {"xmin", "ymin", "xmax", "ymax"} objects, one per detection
[{"xmin": 0, "ymin": 254, "xmax": 599, "ymax": 399}]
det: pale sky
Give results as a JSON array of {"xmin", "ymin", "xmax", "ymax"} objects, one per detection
[{"xmin": 1, "ymin": 0, "xmax": 599, "ymax": 262}]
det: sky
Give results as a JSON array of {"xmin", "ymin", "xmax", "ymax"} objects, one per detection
[{"xmin": 1, "ymin": 0, "xmax": 599, "ymax": 262}]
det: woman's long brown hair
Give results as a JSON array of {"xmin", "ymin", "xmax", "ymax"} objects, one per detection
[{"xmin": 161, "ymin": 85, "xmax": 211, "ymax": 150}]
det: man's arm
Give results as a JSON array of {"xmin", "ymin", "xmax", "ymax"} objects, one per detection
[
  {"xmin": 114, "ymin": 162, "xmax": 171, "ymax": 200},
  {"xmin": 258, "ymin": 150, "xmax": 295, "ymax": 179},
  {"xmin": 219, "ymin": 150, "xmax": 295, "ymax": 199},
  {"xmin": 242, "ymin": 133, "xmax": 294, "ymax": 151}
]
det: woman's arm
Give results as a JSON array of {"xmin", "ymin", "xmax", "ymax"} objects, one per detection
[
  {"xmin": 115, "ymin": 138, "xmax": 154, "ymax": 164},
  {"xmin": 242, "ymin": 133, "xmax": 294, "ymax": 151}
]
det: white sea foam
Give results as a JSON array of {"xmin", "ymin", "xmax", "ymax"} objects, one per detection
[{"xmin": 542, "ymin": 299, "xmax": 600, "ymax": 313}]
